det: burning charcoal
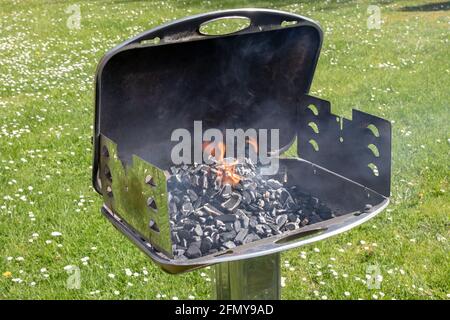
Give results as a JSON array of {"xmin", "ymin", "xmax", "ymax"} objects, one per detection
[
  {"xmin": 203, "ymin": 203, "xmax": 224, "ymax": 216},
  {"xmin": 216, "ymin": 214, "xmax": 237, "ymax": 223},
  {"xmin": 185, "ymin": 243, "xmax": 202, "ymax": 259},
  {"xmin": 364, "ymin": 204, "xmax": 373, "ymax": 212},
  {"xmin": 194, "ymin": 224, "xmax": 203, "ymax": 237},
  {"xmin": 267, "ymin": 179, "xmax": 283, "ymax": 190},
  {"xmin": 221, "ymin": 184, "xmax": 232, "ymax": 198},
  {"xmin": 276, "ymin": 214, "xmax": 288, "ymax": 228},
  {"xmin": 221, "ymin": 193, "xmax": 242, "ymax": 211},
  {"xmin": 220, "ymin": 231, "xmax": 237, "ymax": 242},
  {"xmin": 223, "ymin": 241, "xmax": 236, "ymax": 249},
  {"xmin": 168, "ymin": 154, "xmax": 335, "ymax": 259},
  {"xmin": 285, "ymin": 222, "xmax": 297, "ymax": 231},
  {"xmin": 200, "ymin": 236, "xmax": 213, "ymax": 253},
  {"xmin": 234, "ymin": 228, "xmax": 248, "ymax": 244},
  {"xmin": 187, "ymin": 189, "xmax": 198, "ymax": 202}
]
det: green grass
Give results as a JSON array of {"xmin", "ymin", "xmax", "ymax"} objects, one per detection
[{"xmin": 0, "ymin": 0, "xmax": 449, "ymax": 300}]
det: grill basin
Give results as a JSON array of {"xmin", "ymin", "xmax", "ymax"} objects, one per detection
[{"xmin": 93, "ymin": 9, "xmax": 391, "ymax": 274}]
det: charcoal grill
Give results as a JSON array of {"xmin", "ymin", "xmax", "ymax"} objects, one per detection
[{"xmin": 93, "ymin": 8, "xmax": 391, "ymax": 299}]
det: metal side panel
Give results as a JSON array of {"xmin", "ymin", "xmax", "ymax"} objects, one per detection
[
  {"xmin": 99, "ymin": 135, "xmax": 173, "ymax": 258},
  {"xmin": 297, "ymin": 95, "xmax": 391, "ymax": 197}
]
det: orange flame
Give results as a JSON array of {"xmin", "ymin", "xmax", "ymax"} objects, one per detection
[
  {"xmin": 203, "ymin": 141, "xmax": 241, "ymax": 186},
  {"xmin": 247, "ymin": 137, "xmax": 258, "ymax": 154}
]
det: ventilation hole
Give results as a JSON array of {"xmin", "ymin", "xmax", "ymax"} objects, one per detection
[
  {"xmin": 147, "ymin": 197, "xmax": 157, "ymax": 211},
  {"xmin": 281, "ymin": 20, "xmax": 298, "ymax": 27},
  {"xmin": 140, "ymin": 37, "xmax": 160, "ymax": 45},
  {"xmin": 101, "ymin": 145, "xmax": 109, "ymax": 158},
  {"xmin": 309, "ymin": 139, "xmax": 319, "ymax": 152},
  {"xmin": 339, "ymin": 137, "xmax": 344, "ymax": 143},
  {"xmin": 367, "ymin": 124, "xmax": 380, "ymax": 137},
  {"xmin": 106, "ymin": 186, "xmax": 113, "ymax": 198},
  {"xmin": 307, "ymin": 104, "xmax": 319, "ymax": 116},
  {"xmin": 199, "ymin": 17, "xmax": 251, "ymax": 36},
  {"xmin": 367, "ymin": 144, "xmax": 380, "ymax": 157},
  {"xmin": 308, "ymin": 122, "xmax": 319, "ymax": 133},
  {"xmin": 148, "ymin": 219, "xmax": 160, "ymax": 232},
  {"xmin": 104, "ymin": 165, "xmax": 112, "ymax": 182},
  {"xmin": 145, "ymin": 175, "xmax": 156, "ymax": 187},
  {"xmin": 368, "ymin": 163, "xmax": 379, "ymax": 176}
]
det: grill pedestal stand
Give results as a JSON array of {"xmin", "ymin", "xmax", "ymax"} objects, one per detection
[{"xmin": 212, "ymin": 253, "xmax": 281, "ymax": 300}]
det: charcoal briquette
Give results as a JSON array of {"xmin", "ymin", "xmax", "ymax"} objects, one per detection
[
  {"xmin": 200, "ymin": 236, "xmax": 213, "ymax": 253},
  {"xmin": 285, "ymin": 222, "xmax": 297, "ymax": 231},
  {"xmin": 223, "ymin": 241, "xmax": 236, "ymax": 249},
  {"xmin": 194, "ymin": 224, "xmax": 203, "ymax": 237},
  {"xmin": 276, "ymin": 214, "xmax": 288, "ymax": 227},
  {"xmin": 234, "ymin": 228, "xmax": 248, "ymax": 244},
  {"xmin": 185, "ymin": 243, "xmax": 202, "ymax": 259},
  {"xmin": 220, "ymin": 231, "xmax": 237, "ymax": 242}
]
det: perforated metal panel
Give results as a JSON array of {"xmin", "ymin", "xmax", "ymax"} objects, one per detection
[{"xmin": 297, "ymin": 95, "xmax": 391, "ymax": 197}]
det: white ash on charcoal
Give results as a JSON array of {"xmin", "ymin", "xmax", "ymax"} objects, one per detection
[{"xmin": 167, "ymin": 158, "xmax": 335, "ymax": 259}]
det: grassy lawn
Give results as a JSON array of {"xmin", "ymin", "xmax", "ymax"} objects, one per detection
[{"xmin": 0, "ymin": 0, "xmax": 449, "ymax": 300}]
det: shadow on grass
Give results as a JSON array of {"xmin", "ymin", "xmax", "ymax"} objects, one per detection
[{"xmin": 398, "ymin": 1, "xmax": 450, "ymax": 12}]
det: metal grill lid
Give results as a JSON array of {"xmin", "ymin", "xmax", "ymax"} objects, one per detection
[{"xmin": 93, "ymin": 9, "xmax": 323, "ymax": 189}]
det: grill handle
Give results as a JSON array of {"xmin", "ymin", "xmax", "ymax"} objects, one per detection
[{"xmin": 123, "ymin": 8, "xmax": 314, "ymax": 46}]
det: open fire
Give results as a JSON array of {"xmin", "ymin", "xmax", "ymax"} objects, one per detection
[{"xmin": 202, "ymin": 138, "xmax": 259, "ymax": 187}]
